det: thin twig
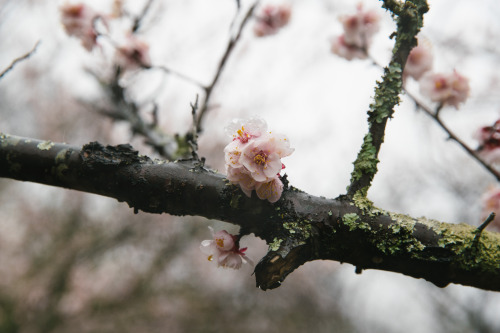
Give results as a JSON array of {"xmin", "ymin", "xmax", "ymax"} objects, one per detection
[
  {"xmin": 368, "ymin": 55, "xmax": 500, "ymax": 183},
  {"xmin": 405, "ymin": 89, "xmax": 500, "ymax": 182},
  {"xmin": 104, "ymin": 67, "xmax": 177, "ymax": 160},
  {"xmin": 195, "ymin": 1, "xmax": 260, "ymax": 133},
  {"xmin": 473, "ymin": 212, "xmax": 495, "ymax": 245},
  {"xmin": 132, "ymin": 0, "xmax": 155, "ymax": 33},
  {"xmin": 0, "ymin": 40, "xmax": 40, "ymax": 80},
  {"xmin": 189, "ymin": 95, "xmax": 201, "ymax": 162},
  {"xmin": 155, "ymin": 65, "xmax": 205, "ymax": 89}
]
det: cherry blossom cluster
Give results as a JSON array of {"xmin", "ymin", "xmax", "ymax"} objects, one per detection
[
  {"xmin": 224, "ymin": 117, "xmax": 294, "ymax": 203},
  {"xmin": 60, "ymin": 3, "xmax": 151, "ymax": 71},
  {"xmin": 254, "ymin": 4, "xmax": 292, "ymax": 37},
  {"xmin": 330, "ymin": 4, "xmax": 380, "ymax": 60},
  {"xmin": 475, "ymin": 120, "xmax": 500, "ymax": 164},
  {"xmin": 200, "ymin": 227, "xmax": 253, "ymax": 269},
  {"xmin": 481, "ymin": 187, "xmax": 500, "ymax": 232}
]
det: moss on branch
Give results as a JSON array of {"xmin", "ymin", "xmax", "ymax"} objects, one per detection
[{"xmin": 347, "ymin": 0, "xmax": 429, "ymax": 198}]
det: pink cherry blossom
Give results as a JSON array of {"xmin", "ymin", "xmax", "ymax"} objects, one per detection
[
  {"xmin": 447, "ymin": 70, "xmax": 470, "ymax": 108},
  {"xmin": 224, "ymin": 117, "xmax": 293, "ymax": 203},
  {"xmin": 60, "ymin": 3, "xmax": 102, "ymax": 51},
  {"xmin": 226, "ymin": 166, "xmax": 256, "ymax": 197},
  {"xmin": 481, "ymin": 187, "xmax": 500, "ymax": 232},
  {"xmin": 475, "ymin": 120, "xmax": 500, "ymax": 164},
  {"xmin": 419, "ymin": 70, "xmax": 470, "ymax": 109},
  {"xmin": 255, "ymin": 176, "xmax": 284, "ymax": 203},
  {"xmin": 404, "ymin": 40, "xmax": 433, "ymax": 80},
  {"xmin": 200, "ymin": 227, "xmax": 253, "ymax": 269},
  {"xmin": 254, "ymin": 4, "xmax": 292, "ymax": 37},
  {"xmin": 114, "ymin": 35, "xmax": 152, "ymax": 70},
  {"xmin": 340, "ymin": 4, "xmax": 380, "ymax": 50},
  {"xmin": 330, "ymin": 35, "xmax": 367, "ymax": 61},
  {"xmin": 240, "ymin": 133, "xmax": 294, "ymax": 182},
  {"xmin": 225, "ymin": 116, "xmax": 267, "ymax": 143}
]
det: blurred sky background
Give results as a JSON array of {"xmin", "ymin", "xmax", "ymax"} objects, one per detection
[{"xmin": 1, "ymin": 0, "xmax": 500, "ymax": 332}]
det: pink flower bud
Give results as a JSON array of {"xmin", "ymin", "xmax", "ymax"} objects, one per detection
[
  {"xmin": 330, "ymin": 35, "xmax": 367, "ymax": 61},
  {"xmin": 419, "ymin": 70, "xmax": 470, "ymax": 109},
  {"xmin": 475, "ymin": 120, "xmax": 500, "ymax": 164},
  {"xmin": 114, "ymin": 35, "xmax": 152, "ymax": 70},
  {"xmin": 404, "ymin": 40, "xmax": 433, "ymax": 80},
  {"xmin": 254, "ymin": 4, "xmax": 292, "ymax": 37},
  {"xmin": 60, "ymin": 3, "xmax": 102, "ymax": 51},
  {"xmin": 340, "ymin": 4, "xmax": 380, "ymax": 50},
  {"xmin": 481, "ymin": 187, "xmax": 500, "ymax": 232}
]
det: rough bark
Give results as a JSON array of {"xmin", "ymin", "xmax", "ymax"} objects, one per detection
[{"xmin": 1, "ymin": 133, "xmax": 499, "ymax": 292}]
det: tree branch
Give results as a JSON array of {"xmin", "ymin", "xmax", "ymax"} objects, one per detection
[
  {"xmin": 347, "ymin": 0, "xmax": 429, "ymax": 198},
  {"xmin": 1, "ymin": 132, "xmax": 499, "ymax": 292}
]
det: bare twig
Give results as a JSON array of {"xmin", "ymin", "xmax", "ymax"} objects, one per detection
[
  {"xmin": 155, "ymin": 65, "xmax": 205, "ymax": 89},
  {"xmin": 367, "ymin": 54, "xmax": 500, "ymax": 183},
  {"xmin": 132, "ymin": 0, "xmax": 156, "ymax": 33},
  {"xmin": 404, "ymin": 88, "xmax": 500, "ymax": 182},
  {"xmin": 188, "ymin": 95, "xmax": 201, "ymax": 163},
  {"xmin": 195, "ymin": 1, "xmax": 260, "ymax": 133},
  {"xmin": 473, "ymin": 212, "xmax": 496, "ymax": 244},
  {"xmin": 104, "ymin": 67, "xmax": 178, "ymax": 159},
  {"xmin": 0, "ymin": 40, "xmax": 40, "ymax": 80}
]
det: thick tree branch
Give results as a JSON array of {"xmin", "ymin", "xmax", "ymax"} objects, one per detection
[
  {"xmin": 347, "ymin": 0, "xmax": 429, "ymax": 198},
  {"xmin": 1, "ymin": 133, "xmax": 500, "ymax": 292}
]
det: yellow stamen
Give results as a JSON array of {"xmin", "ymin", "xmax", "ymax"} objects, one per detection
[
  {"xmin": 254, "ymin": 154, "xmax": 266, "ymax": 165},
  {"xmin": 216, "ymin": 238, "xmax": 224, "ymax": 248}
]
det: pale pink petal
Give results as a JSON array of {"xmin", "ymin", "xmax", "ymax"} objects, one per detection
[
  {"xmin": 404, "ymin": 40, "xmax": 433, "ymax": 80},
  {"xmin": 255, "ymin": 177, "xmax": 284, "ymax": 203},
  {"xmin": 225, "ymin": 116, "xmax": 267, "ymax": 142},
  {"xmin": 219, "ymin": 252, "xmax": 243, "ymax": 269},
  {"xmin": 254, "ymin": 4, "xmax": 291, "ymax": 37},
  {"xmin": 115, "ymin": 35, "xmax": 152, "ymax": 70},
  {"xmin": 213, "ymin": 230, "xmax": 235, "ymax": 251},
  {"xmin": 224, "ymin": 140, "xmax": 244, "ymax": 168}
]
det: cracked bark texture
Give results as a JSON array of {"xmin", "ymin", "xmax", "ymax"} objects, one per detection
[{"xmin": 1, "ymin": 133, "xmax": 500, "ymax": 292}]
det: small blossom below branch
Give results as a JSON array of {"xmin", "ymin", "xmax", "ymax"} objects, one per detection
[
  {"xmin": 224, "ymin": 116, "xmax": 293, "ymax": 203},
  {"xmin": 200, "ymin": 227, "xmax": 253, "ymax": 269}
]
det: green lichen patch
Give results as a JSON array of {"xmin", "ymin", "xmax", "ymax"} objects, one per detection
[
  {"xmin": 283, "ymin": 220, "xmax": 313, "ymax": 239},
  {"xmin": 373, "ymin": 212, "xmax": 426, "ymax": 255},
  {"xmin": 269, "ymin": 237, "xmax": 283, "ymax": 251},
  {"xmin": 37, "ymin": 140, "xmax": 54, "ymax": 151},
  {"xmin": 342, "ymin": 213, "xmax": 371, "ymax": 232},
  {"xmin": 433, "ymin": 223, "xmax": 500, "ymax": 273},
  {"xmin": 349, "ymin": 133, "xmax": 378, "ymax": 186}
]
